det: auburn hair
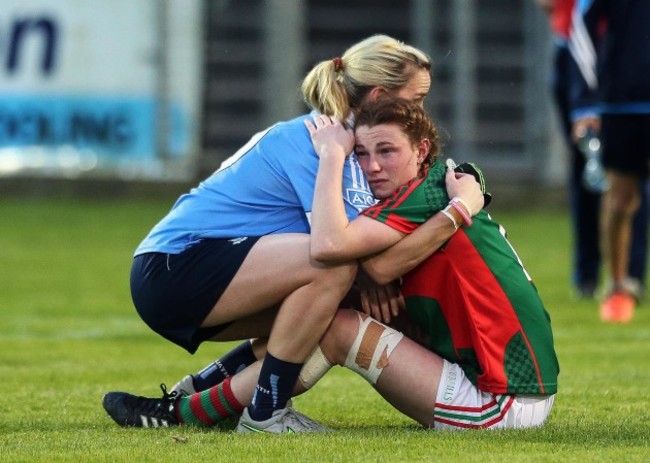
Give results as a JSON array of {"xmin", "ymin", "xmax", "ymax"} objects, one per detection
[{"xmin": 354, "ymin": 97, "xmax": 440, "ymax": 170}]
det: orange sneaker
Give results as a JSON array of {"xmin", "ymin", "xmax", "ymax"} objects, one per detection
[{"xmin": 599, "ymin": 291, "xmax": 635, "ymax": 323}]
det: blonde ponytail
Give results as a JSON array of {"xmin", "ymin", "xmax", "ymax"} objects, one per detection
[{"xmin": 301, "ymin": 35, "xmax": 431, "ymax": 121}]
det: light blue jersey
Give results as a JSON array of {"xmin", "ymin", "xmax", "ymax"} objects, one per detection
[{"xmin": 135, "ymin": 113, "xmax": 374, "ymax": 255}]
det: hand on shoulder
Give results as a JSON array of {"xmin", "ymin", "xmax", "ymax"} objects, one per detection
[{"xmin": 305, "ymin": 115, "xmax": 355, "ymax": 161}]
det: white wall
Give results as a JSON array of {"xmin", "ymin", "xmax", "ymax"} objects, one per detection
[{"xmin": 0, "ymin": 0, "xmax": 202, "ymax": 179}]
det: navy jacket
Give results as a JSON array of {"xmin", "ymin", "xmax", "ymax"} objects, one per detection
[{"xmin": 569, "ymin": 0, "xmax": 650, "ymax": 118}]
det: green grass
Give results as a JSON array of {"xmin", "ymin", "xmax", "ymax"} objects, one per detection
[{"xmin": 0, "ymin": 198, "xmax": 648, "ymax": 462}]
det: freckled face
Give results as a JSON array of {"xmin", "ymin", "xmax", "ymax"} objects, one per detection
[{"xmin": 354, "ymin": 124, "xmax": 422, "ymax": 199}]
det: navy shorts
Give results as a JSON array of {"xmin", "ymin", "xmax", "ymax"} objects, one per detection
[
  {"xmin": 601, "ymin": 114, "xmax": 650, "ymax": 177},
  {"xmin": 130, "ymin": 237, "xmax": 260, "ymax": 353}
]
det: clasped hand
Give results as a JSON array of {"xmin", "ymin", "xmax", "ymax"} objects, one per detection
[
  {"xmin": 305, "ymin": 115, "xmax": 354, "ymax": 160},
  {"xmin": 356, "ymin": 271, "xmax": 405, "ymax": 324}
]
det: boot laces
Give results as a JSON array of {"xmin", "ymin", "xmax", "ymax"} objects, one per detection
[{"xmin": 134, "ymin": 384, "xmax": 179, "ymax": 417}]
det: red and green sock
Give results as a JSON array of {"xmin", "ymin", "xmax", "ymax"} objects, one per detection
[{"xmin": 175, "ymin": 376, "xmax": 244, "ymax": 426}]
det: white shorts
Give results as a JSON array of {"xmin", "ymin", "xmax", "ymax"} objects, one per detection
[{"xmin": 433, "ymin": 360, "xmax": 555, "ymax": 430}]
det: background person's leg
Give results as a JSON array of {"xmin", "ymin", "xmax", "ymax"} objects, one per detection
[
  {"xmin": 627, "ymin": 180, "xmax": 649, "ymax": 298},
  {"xmin": 600, "ymin": 173, "xmax": 640, "ymax": 322}
]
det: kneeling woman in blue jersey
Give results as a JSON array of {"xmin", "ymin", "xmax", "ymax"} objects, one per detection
[{"xmin": 102, "ymin": 35, "xmax": 485, "ymax": 433}]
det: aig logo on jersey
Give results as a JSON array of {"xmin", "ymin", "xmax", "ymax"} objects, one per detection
[{"xmin": 346, "ymin": 188, "xmax": 375, "ymax": 211}]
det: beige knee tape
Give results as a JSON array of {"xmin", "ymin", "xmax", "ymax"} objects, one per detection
[
  {"xmin": 344, "ymin": 313, "xmax": 404, "ymax": 385},
  {"xmin": 299, "ymin": 345, "xmax": 332, "ymax": 389}
]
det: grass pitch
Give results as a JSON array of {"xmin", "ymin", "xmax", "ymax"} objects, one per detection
[{"xmin": 0, "ymin": 197, "xmax": 648, "ymax": 462}]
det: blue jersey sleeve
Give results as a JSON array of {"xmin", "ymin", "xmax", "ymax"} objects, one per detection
[
  {"xmin": 134, "ymin": 114, "xmax": 375, "ymax": 255},
  {"xmin": 276, "ymin": 115, "xmax": 375, "ymax": 225}
]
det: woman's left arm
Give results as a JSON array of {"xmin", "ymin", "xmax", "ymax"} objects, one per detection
[{"xmin": 361, "ymin": 168, "xmax": 484, "ymax": 284}]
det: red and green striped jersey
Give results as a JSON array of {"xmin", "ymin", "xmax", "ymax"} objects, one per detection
[{"xmin": 361, "ymin": 161, "xmax": 559, "ymax": 394}]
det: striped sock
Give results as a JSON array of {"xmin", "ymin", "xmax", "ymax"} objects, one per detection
[{"xmin": 175, "ymin": 377, "xmax": 244, "ymax": 426}]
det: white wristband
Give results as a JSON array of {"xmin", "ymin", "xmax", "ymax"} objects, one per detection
[{"xmin": 441, "ymin": 206, "xmax": 459, "ymax": 230}]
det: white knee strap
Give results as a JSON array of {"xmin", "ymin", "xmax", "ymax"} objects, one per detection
[
  {"xmin": 344, "ymin": 313, "xmax": 404, "ymax": 385},
  {"xmin": 299, "ymin": 345, "xmax": 332, "ymax": 390}
]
